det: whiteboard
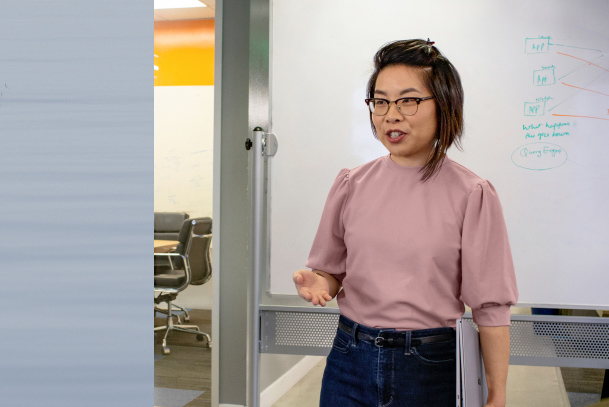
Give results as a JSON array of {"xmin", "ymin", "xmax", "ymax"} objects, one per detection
[{"xmin": 268, "ymin": 0, "xmax": 609, "ymax": 308}]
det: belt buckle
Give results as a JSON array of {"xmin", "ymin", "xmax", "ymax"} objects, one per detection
[{"xmin": 374, "ymin": 336, "xmax": 384, "ymax": 348}]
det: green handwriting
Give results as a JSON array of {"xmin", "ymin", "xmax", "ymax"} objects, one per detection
[
  {"xmin": 525, "ymin": 130, "xmax": 570, "ymax": 140},
  {"xmin": 520, "ymin": 146, "xmax": 563, "ymax": 158},
  {"xmin": 545, "ymin": 122, "xmax": 570, "ymax": 130}
]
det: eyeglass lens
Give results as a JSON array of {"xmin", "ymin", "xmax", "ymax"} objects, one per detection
[{"xmin": 368, "ymin": 99, "xmax": 419, "ymax": 116}]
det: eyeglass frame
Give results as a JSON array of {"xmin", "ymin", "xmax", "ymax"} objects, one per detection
[{"xmin": 364, "ymin": 96, "xmax": 434, "ymax": 116}]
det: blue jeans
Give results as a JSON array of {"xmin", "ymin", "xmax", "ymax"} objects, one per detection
[{"xmin": 320, "ymin": 315, "xmax": 456, "ymax": 406}]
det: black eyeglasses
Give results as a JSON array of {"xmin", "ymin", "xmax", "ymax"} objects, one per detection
[{"xmin": 364, "ymin": 96, "xmax": 434, "ymax": 116}]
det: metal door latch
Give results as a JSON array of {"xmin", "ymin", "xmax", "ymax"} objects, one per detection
[
  {"xmin": 249, "ymin": 127, "xmax": 278, "ymax": 156},
  {"xmin": 262, "ymin": 133, "xmax": 278, "ymax": 156}
]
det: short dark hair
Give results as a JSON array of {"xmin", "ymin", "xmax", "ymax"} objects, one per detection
[{"xmin": 367, "ymin": 39, "xmax": 464, "ymax": 182}]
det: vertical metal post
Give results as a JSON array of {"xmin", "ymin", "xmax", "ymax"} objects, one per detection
[
  {"xmin": 214, "ymin": 0, "xmax": 253, "ymax": 405},
  {"xmin": 248, "ymin": 0, "xmax": 272, "ymax": 404},
  {"xmin": 247, "ymin": 127, "xmax": 264, "ymax": 407},
  {"xmin": 247, "ymin": 127, "xmax": 278, "ymax": 407}
]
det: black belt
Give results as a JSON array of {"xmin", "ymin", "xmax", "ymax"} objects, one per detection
[{"xmin": 338, "ymin": 321, "xmax": 454, "ymax": 348}]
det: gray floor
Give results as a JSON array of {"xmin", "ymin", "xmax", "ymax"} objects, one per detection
[
  {"xmin": 569, "ymin": 392, "xmax": 602, "ymax": 407},
  {"xmin": 155, "ymin": 388, "xmax": 205, "ymax": 407}
]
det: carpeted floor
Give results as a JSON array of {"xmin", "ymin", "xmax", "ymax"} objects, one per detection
[
  {"xmin": 155, "ymin": 308, "xmax": 211, "ymax": 407},
  {"xmin": 562, "ymin": 367, "xmax": 606, "ymax": 407}
]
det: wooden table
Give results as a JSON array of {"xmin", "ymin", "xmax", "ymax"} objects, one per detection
[{"xmin": 154, "ymin": 240, "xmax": 179, "ymax": 253}]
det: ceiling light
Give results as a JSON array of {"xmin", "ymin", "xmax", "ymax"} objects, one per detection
[{"xmin": 154, "ymin": 0, "xmax": 207, "ymax": 9}]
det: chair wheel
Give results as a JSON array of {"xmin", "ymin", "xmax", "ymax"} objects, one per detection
[
  {"xmin": 184, "ymin": 316, "xmax": 190, "ymax": 322},
  {"xmin": 196, "ymin": 334, "xmax": 204, "ymax": 341},
  {"xmin": 162, "ymin": 347, "xmax": 170, "ymax": 355}
]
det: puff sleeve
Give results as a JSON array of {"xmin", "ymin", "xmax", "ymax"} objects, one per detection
[
  {"xmin": 461, "ymin": 180, "xmax": 518, "ymax": 326},
  {"xmin": 305, "ymin": 169, "xmax": 350, "ymax": 284}
]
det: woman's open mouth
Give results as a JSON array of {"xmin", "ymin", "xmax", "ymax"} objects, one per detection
[{"xmin": 386, "ymin": 130, "xmax": 407, "ymax": 143}]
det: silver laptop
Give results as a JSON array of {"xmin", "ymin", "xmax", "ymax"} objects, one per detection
[{"xmin": 456, "ymin": 319, "xmax": 487, "ymax": 406}]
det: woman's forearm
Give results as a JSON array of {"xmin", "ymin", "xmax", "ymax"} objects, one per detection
[
  {"xmin": 478, "ymin": 325, "xmax": 510, "ymax": 407},
  {"xmin": 313, "ymin": 270, "xmax": 342, "ymax": 298}
]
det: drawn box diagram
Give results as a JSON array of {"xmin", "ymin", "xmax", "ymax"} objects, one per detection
[
  {"xmin": 533, "ymin": 68, "xmax": 555, "ymax": 86},
  {"xmin": 524, "ymin": 101, "xmax": 545, "ymax": 116},
  {"xmin": 525, "ymin": 38, "xmax": 550, "ymax": 53}
]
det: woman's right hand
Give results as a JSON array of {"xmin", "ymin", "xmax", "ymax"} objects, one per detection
[{"xmin": 293, "ymin": 269, "xmax": 333, "ymax": 307}]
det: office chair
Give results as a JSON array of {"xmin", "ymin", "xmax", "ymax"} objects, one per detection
[
  {"xmin": 154, "ymin": 211, "xmax": 189, "ymax": 241},
  {"xmin": 154, "ymin": 217, "xmax": 212, "ymax": 355},
  {"xmin": 154, "ymin": 212, "xmax": 189, "ymax": 270},
  {"xmin": 154, "ymin": 216, "xmax": 194, "ymax": 323}
]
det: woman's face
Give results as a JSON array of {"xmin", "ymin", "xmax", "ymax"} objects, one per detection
[{"xmin": 372, "ymin": 65, "xmax": 437, "ymax": 167}]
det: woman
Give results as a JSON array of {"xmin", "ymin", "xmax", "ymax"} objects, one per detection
[{"xmin": 293, "ymin": 39, "xmax": 518, "ymax": 407}]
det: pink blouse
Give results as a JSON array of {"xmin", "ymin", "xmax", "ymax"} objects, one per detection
[{"xmin": 306, "ymin": 154, "xmax": 518, "ymax": 330}]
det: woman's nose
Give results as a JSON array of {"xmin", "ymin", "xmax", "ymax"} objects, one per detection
[{"xmin": 385, "ymin": 101, "xmax": 403, "ymax": 122}]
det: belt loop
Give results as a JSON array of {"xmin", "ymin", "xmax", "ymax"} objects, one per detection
[
  {"xmin": 404, "ymin": 331, "xmax": 412, "ymax": 355},
  {"xmin": 351, "ymin": 322, "xmax": 359, "ymax": 347}
]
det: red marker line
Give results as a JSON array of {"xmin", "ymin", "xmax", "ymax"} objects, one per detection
[
  {"xmin": 562, "ymin": 81, "xmax": 609, "ymax": 97},
  {"xmin": 552, "ymin": 114, "xmax": 609, "ymax": 121},
  {"xmin": 557, "ymin": 52, "xmax": 609, "ymax": 73}
]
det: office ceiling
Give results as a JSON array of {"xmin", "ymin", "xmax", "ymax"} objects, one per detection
[{"xmin": 154, "ymin": 0, "xmax": 215, "ymax": 21}]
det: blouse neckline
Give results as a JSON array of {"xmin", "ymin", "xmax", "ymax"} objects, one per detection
[
  {"xmin": 382, "ymin": 154, "xmax": 447, "ymax": 172},
  {"xmin": 382, "ymin": 154, "xmax": 448, "ymax": 174}
]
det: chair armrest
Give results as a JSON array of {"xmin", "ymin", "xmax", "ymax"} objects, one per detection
[{"xmin": 154, "ymin": 252, "xmax": 186, "ymax": 260}]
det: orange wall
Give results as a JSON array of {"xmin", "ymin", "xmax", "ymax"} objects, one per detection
[{"xmin": 154, "ymin": 19, "xmax": 215, "ymax": 86}]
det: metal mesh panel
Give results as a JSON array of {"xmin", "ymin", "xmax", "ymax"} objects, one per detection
[
  {"xmin": 275, "ymin": 312, "xmax": 339, "ymax": 347},
  {"xmin": 510, "ymin": 320, "xmax": 609, "ymax": 359},
  {"xmin": 464, "ymin": 318, "xmax": 609, "ymax": 360},
  {"xmin": 463, "ymin": 317, "xmax": 609, "ymax": 368},
  {"xmin": 260, "ymin": 310, "xmax": 339, "ymax": 355},
  {"xmin": 262, "ymin": 310, "xmax": 609, "ymax": 368}
]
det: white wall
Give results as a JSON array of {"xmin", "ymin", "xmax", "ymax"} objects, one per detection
[
  {"xmin": 155, "ymin": 85, "xmax": 214, "ymax": 309},
  {"xmin": 154, "ymin": 85, "xmax": 214, "ymax": 217}
]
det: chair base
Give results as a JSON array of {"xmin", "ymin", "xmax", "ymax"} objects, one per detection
[
  {"xmin": 154, "ymin": 296, "xmax": 211, "ymax": 355},
  {"xmin": 154, "ymin": 303, "xmax": 191, "ymax": 323},
  {"xmin": 155, "ymin": 324, "xmax": 211, "ymax": 355}
]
